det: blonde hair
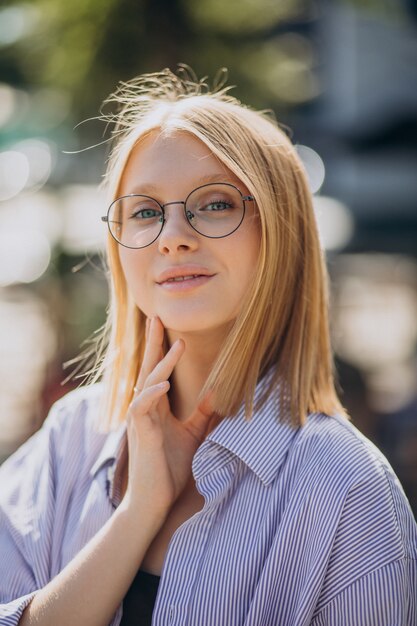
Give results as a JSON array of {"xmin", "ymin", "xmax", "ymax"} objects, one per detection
[{"xmin": 90, "ymin": 67, "xmax": 345, "ymax": 430}]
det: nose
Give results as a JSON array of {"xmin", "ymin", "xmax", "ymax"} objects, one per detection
[{"xmin": 157, "ymin": 202, "xmax": 199, "ymax": 255}]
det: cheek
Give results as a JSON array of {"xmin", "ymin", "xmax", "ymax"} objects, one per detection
[{"xmin": 221, "ymin": 229, "xmax": 260, "ymax": 308}]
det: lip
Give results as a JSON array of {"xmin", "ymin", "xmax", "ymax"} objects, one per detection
[
  {"xmin": 156, "ymin": 265, "xmax": 215, "ymax": 284},
  {"xmin": 156, "ymin": 265, "xmax": 215, "ymax": 293}
]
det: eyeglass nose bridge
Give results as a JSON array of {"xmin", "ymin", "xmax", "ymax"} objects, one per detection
[
  {"xmin": 162, "ymin": 200, "xmax": 186, "ymax": 208},
  {"xmin": 158, "ymin": 200, "xmax": 197, "ymax": 230}
]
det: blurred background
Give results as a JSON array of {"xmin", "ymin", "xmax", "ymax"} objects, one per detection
[{"xmin": 0, "ymin": 0, "xmax": 416, "ymax": 516}]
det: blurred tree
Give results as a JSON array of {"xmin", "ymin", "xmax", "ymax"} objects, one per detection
[{"xmin": 0, "ymin": 0, "xmax": 321, "ymax": 130}]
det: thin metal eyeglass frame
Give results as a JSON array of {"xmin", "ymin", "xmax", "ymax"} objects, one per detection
[{"xmin": 101, "ymin": 182, "xmax": 255, "ymax": 249}]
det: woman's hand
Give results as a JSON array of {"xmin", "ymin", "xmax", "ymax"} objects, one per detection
[{"xmin": 122, "ymin": 317, "xmax": 216, "ymax": 517}]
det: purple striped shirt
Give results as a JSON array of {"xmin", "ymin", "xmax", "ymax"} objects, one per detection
[{"xmin": 0, "ymin": 378, "xmax": 416, "ymax": 625}]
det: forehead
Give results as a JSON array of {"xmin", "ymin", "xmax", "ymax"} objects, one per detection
[{"xmin": 119, "ymin": 131, "xmax": 241, "ymax": 196}]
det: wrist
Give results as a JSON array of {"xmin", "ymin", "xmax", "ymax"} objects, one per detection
[{"xmin": 117, "ymin": 489, "xmax": 170, "ymax": 529}]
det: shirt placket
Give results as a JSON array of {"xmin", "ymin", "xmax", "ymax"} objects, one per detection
[
  {"xmin": 153, "ymin": 492, "xmax": 220, "ymax": 624},
  {"xmin": 152, "ymin": 444, "xmax": 236, "ymax": 626}
]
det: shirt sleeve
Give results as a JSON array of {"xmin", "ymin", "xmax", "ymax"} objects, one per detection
[
  {"xmin": 308, "ymin": 454, "xmax": 417, "ymax": 626},
  {"xmin": 311, "ymin": 558, "xmax": 416, "ymax": 626},
  {"xmin": 0, "ymin": 400, "xmax": 67, "ymax": 625}
]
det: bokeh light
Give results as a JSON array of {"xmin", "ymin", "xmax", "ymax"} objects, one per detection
[
  {"xmin": 0, "ymin": 4, "xmax": 39, "ymax": 47},
  {"xmin": 0, "ymin": 230, "xmax": 51, "ymax": 286},
  {"xmin": 296, "ymin": 144, "xmax": 326, "ymax": 194},
  {"xmin": 0, "ymin": 150, "xmax": 30, "ymax": 201},
  {"xmin": 313, "ymin": 196, "xmax": 354, "ymax": 251},
  {"xmin": 13, "ymin": 139, "xmax": 54, "ymax": 190}
]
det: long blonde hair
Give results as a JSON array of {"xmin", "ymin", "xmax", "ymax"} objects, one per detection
[{"xmin": 91, "ymin": 68, "xmax": 345, "ymax": 430}]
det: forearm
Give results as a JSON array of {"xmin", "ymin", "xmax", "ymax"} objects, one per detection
[{"xmin": 19, "ymin": 500, "xmax": 165, "ymax": 626}]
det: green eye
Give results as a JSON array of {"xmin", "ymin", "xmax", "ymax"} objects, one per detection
[
  {"xmin": 131, "ymin": 208, "xmax": 161, "ymax": 220},
  {"xmin": 200, "ymin": 201, "xmax": 233, "ymax": 212}
]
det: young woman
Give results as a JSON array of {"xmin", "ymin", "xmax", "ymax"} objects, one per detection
[{"xmin": 1, "ymin": 69, "xmax": 416, "ymax": 626}]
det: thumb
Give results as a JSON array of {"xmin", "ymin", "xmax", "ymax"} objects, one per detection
[{"xmin": 186, "ymin": 392, "xmax": 222, "ymax": 441}]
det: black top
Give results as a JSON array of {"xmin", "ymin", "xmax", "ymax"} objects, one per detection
[{"xmin": 120, "ymin": 569, "xmax": 161, "ymax": 626}]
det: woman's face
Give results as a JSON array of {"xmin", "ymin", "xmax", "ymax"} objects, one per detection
[{"xmin": 118, "ymin": 131, "xmax": 260, "ymax": 336}]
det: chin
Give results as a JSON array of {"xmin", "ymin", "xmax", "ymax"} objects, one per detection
[
  {"xmin": 160, "ymin": 309, "xmax": 236, "ymax": 338},
  {"xmin": 161, "ymin": 315, "xmax": 217, "ymax": 335}
]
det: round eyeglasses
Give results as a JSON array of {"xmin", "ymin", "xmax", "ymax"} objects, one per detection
[{"xmin": 101, "ymin": 182, "xmax": 255, "ymax": 249}]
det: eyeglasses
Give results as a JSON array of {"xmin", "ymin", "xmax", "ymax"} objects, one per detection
[{"xmin": 101, "ymin": 182, "xmax": 255, "ymax": 249}]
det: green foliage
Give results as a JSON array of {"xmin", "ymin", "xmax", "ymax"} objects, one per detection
[
  {"xmin": 183, "ymin": 0, "xmax": 306, "ymax": 34},
  {"xmin": 1, "ymin": 0, "xmax": 319, "ymax": 126}
]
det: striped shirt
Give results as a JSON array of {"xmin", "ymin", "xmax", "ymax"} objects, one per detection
[{"xmin": 0, "ymin": 378, "xmax": 416, "ymax": 625}]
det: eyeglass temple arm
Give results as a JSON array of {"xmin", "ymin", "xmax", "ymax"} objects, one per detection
[{"xmin": 101, "ymin": 216, "xmax": 109, "ymax": 222}]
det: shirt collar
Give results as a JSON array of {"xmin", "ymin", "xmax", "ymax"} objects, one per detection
[
  {"xmin": 193, "ymin": 372, "xmax": 300, "ymax": 486},
  {"xmin": 90, "ymin": 372, "xmax": 301, "ymax": 489},
  {"xmin": 90, "ymin": 420, "xmax": 127, "ymax": 478}
]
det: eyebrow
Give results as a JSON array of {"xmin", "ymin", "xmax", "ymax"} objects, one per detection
[{"xmin": 127, "ymin": 174, "xmax": 239, "ymax": 196}]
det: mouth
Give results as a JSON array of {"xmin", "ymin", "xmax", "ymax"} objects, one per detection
[
  {"xmin": 156, "ymin": 265, "xmax": 214, "ymax": 285},
  {"xmin": 164, "ymin": 274, "xmax": 206, "ymax": 283},
  {"xmin": 156, "ymin": 269, "xmax": 215, "ymax": 292}
]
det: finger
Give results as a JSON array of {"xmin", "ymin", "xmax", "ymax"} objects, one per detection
[
  {"xmin": 136, "ymin": 317, "xmax": 165, "ymax": 391},
  {"xmin": 144, "ymin": 317, "xmax": 164, "ymax": 365},
  {"xmin": 128, "ymin": 381, "xmax": 170, "ymax": 419},
  {"xmin": 144, "ymin": 338, "xmax": 185, "ymax": 388}
]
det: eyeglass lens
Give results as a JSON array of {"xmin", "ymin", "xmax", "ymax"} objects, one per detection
[{"xmin": 106, "ymin": 183, "xmax": 245, "ymax": 249}]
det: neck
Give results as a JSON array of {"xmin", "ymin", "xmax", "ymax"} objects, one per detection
[{"xmin": 166, "ymin": 324, "xmax": 231, "ymax": 421}]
